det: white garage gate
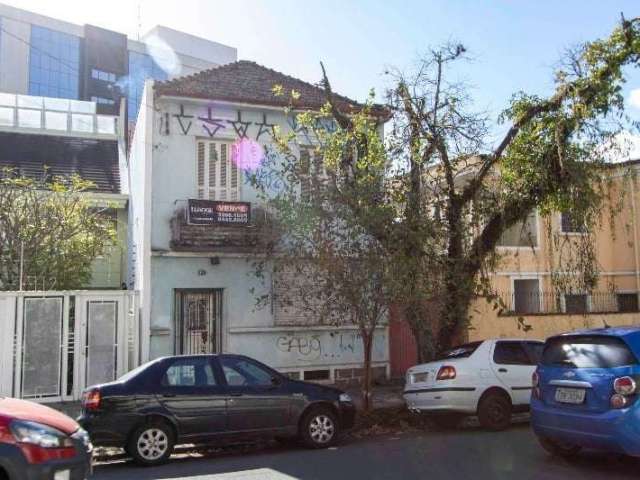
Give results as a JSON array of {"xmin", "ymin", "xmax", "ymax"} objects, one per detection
[{"xmin": 0, "ymin": 290, "xmax": 140, "ymax": 402}]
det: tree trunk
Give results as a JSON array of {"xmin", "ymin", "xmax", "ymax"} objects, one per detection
[
  {"xmin": 361, "ymin": 331, "xmax": 374, "ymax": 411},
  {"xmin": 437, "ymin": 277, "xmax": 473, "ymax": 351},
  {"xmin": 403, "ymin": 300, "xmax": 437, "ymax": 363}
]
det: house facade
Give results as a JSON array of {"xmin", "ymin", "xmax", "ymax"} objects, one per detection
[
  {"xmin": 128, "ymin": 61, "xmax": 389, "ymax": 383},
  {"xmin": 468, "ymin": 161, "xmax": 640, "ymax": 340}
]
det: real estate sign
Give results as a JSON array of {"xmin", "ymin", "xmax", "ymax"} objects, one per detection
[{"xmin": 187, "ymin": 199, "xmax": 251, "ymax": 225}]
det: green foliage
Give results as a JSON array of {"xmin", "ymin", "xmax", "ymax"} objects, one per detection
[{"xmin": 0, "ymin": 169, "xmax": 117, "ymax": 290}]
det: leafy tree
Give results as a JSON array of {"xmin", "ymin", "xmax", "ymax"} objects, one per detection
[
  {"xmin": 259, "ymin": 15, "xmax": 640, "ymax": 364},
  {"xmin": 0, "ymin": 169, "xmax": 117, "ymax": 290}
]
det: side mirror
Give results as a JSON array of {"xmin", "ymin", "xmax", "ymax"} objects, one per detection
[{"xmin": 271, "ymin": 375, "xmax": 283, "ymax": 386}]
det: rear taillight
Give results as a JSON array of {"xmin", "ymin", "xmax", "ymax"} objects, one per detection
[
  {"xmin": 611, "ymin": 376, "xmax": 636, "ymax": 409},
  {"xmin": 82, "ymin": 389, "xmax": 101, "ymax": 411},
  {"xmin": 614, "ymin": 376, "xmax": 636, "ymax": 396},
  {"xmin": 436, "ymin": 366, "xmax": 456, "ymax": 380},
  {"xmin": 611, "ymin": 393, "xmax": 629, "ymax": 409}
]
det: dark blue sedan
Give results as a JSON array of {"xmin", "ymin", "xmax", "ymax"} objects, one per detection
[
  {"xmin": 78, "ymin": 354, "xmax": 356, "ymax": 466},
  {"xmin": 531, "ymin": 326, "xmax": 640, "ymax": 458}
]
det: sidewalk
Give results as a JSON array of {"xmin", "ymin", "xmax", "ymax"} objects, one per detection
[{"xmin": 346, "ymin": 383, "xmax": 405, "ymax": 410}]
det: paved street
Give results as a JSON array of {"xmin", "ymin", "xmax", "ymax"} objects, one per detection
[{"xmin": 92, "ymin": 425, "xmax": 639, "ymax": 480}]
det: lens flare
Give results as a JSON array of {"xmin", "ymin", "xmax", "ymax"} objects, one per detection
[
  {"xmin": 144, "ymin": 34, "xmax": 181, "ymax": 77},
  {"xmin": 232, "ymin": 137, "xmax": 264, "ymax": 171}
]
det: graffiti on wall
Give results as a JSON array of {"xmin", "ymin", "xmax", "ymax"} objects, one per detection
[
  {"xmin": 160, "ymin": 105, "xmax": 336, "ymax": 142},
  {"xmin": 275, "ymin": 331, "xmax": 364, "ymax": 363}
]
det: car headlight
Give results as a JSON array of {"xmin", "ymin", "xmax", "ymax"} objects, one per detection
[
  {"xmin": 339, "ymin": 393, "xmax": 353, "ymax": 403},
  {"xmin": 10, "ymin": 420, "xmax": 74, "ymax": 448}
]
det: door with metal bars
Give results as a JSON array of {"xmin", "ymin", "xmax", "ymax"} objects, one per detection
[{"xmin": 176, "ymin": 290, "xmax": 222, "ymax": 355}]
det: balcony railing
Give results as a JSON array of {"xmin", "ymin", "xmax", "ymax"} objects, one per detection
[
  {"xmin": 0, "ymin": 93, "xmax": 119, "ymax": 138},
  {"xmin": 496, "ymin": 290, "xmax": 639, "ymax": 316},
  {"xmin": 170, "ymin": 202, "xmax": 274, "ymax": 253}
]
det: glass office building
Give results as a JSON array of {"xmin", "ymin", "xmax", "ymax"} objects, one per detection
[
  {"xmin": 127, "ymin": 51, "xmax": 168, "ymax": 121},
  {"xmin": 28, "ymin": 26, "xmax": 80, "ymax": 99}
]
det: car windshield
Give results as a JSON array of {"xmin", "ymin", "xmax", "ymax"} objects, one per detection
[
  {"xmin": 541, "ymin": 335, "xmax": 638, "ymax": 369},
  {"xmin": 435, "ymin": 341, "xmax": 482, "ymax": 361}
]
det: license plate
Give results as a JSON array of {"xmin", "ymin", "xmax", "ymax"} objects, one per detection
[
  {"xmin": 412, "ymin": 372, "xmax": 428, "ymax": 383},
  {"xmin": 555, "ymin": 387, "xmax": 586, "ymax": 404},
  {"xmin": 54, "ymin": 470, "xmax": 70, "ymax": 480}
]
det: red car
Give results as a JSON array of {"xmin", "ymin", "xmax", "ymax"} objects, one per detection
[{"xmin": 0, "ymin": 397, "xmax": 92, "ymax": 480}]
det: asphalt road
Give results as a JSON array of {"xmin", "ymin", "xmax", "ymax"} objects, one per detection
[{"xmin": 92, "ymin": 425, "xmax": 640, "ymax": 480}]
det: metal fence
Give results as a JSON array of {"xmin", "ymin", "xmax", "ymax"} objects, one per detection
[
  {"xmin": 0, "ymin": 290, "xmax": 140, "ymax": 402},
  {"xmin": 496, "ymin": 290, "xmax": 639, "ymax": 316}
]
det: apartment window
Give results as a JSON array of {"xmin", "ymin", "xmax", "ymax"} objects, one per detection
[
  {"xmin": 560, "ymin": 211, "xmax": 586, "ymax": 234},
  {"xmin": 91, "ymin": 96, "xmax": 115, "ymax": 105},
  {"xmin": 513, "ymin": 279, "xmax": 541, "ymax": 314},
  {"xmin": 498, "ymin": 211, "xmax": 538, "ymax": 247},
  {"xmin": 564, "ymin": 293, "xmax": 588, "ymax": 314},
  {"xmin": 127, "ymin": 51, "xmax": 168, "ymax": 121},
  {"xmin": 29, "ymin": 26, "xmax": 80, "ymax": 99},
  {"xmin": 91, "ymin": 69, "xmax": 117, "ymax": 83},
  {"xmin": 617, "ymin": 293, "xmax": 639, "ymax": 313},
  {"xmin": 196, "ymin": 141, "xmax": 242, "ymax": 200}
]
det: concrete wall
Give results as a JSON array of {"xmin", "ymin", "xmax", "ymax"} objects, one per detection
[
  {"xmin": 127, "ymin": 81, "xmax": 154, "ymax": 361},
  {"xmin": 0, "ymin": 16, "xmax": 30, "ymax": 94}
]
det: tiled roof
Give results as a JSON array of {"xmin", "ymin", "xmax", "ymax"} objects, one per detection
[
  {"xmin": 0, "ymin": 132, "xmax": 120, "ymax": 193},
  {"xmin": 155, "ymin": 60, "xmax": 388, "ymax": 117}
]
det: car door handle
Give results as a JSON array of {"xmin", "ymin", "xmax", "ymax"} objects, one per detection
[
  {"xmin": 498, "ymin": 368, "xmax": 508, "ymax": 373},
  {"xmin": 228, "ymin": 392, "xmax": 243, "ymax": 397},
  {"xmin": 162, "ymin": 393, "xmax": 176, "ymax": 398}
]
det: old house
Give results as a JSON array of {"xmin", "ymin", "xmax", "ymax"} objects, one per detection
[{"xmin": 128, "ymin": 61, "xmax": 390, "ymax": 383}]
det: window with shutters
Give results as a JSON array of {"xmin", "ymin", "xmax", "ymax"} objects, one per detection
[{"xmin": 196, "ymin": 141, "xmax": 242, "ymax": 201}]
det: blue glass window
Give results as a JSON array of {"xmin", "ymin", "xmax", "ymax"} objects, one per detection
[
  {"xmin": 28, "ymin": 26, "xmax": 80, "ymax": 99},
  {"xmin": 127, "ymin": 51, "xmax": 168, "ymax": 121},
  {"xmin": 91, "ymin": 69, "xmax": 116, "ymax": 83},
  {"xmin": 91, "ymin": 96, "xmax": 115, "ymax": 105}
]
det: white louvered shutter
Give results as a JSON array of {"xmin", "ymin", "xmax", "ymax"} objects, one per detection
[
  {"xmin": 208, "ymin": 142, "xmax": 217, "ymax": 200},
  {"xmin": 197, "ymin": 141, "xmax": 241, "ymax": 200},
  {"xmin": 196, "ymin": 141, "xmax": 205, "ymax": 199}
]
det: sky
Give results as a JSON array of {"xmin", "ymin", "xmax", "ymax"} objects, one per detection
[{"xmin": 6, "ymin": 0, "xmax": 640, "ymax": 152}]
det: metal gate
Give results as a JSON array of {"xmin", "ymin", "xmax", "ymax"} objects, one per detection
[
  {"xmin": 175, "ymin": 290, "xmax": 221, "ymax": 355},
  {"xmin": 0, "ymin": 291, "xmax": 140, "ymax": 402}
]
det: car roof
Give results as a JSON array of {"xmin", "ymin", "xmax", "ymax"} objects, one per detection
[
  {"xmin": 556, "ymin": 326, "xmax": 640, "ymax": 338},
  {"xmin": 486, "ymin": 338, "xmax": 544, "ymax": 343}
]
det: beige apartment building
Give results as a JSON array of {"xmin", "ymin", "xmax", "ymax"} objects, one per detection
[{"xmin": 469, "ymin": 159, "xmax": 640, "ymax": 341}]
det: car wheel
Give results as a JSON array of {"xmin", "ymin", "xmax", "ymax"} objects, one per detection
[
  {"xmin": 127, "ymin": 420, "xmax": 175, "ymax": 466},
  {"xmin": 428, "ymin": 414, "xmax": 462, "ymax": 430},
  {"xmin": 477, "ymin": 393, "xmax": 512, "ymax": 431},
  {"xmin": 537, "ymin": 435, "xmax": 582, "ymax": 458},
  {"xmin": 300, "ymin": 407, "xmax": 339, "ymax": 449}
]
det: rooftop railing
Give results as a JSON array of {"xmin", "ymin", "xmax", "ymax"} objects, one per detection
[{"xmin": 0, "ymin": 93, "xmax": 119, "ymax": 138}]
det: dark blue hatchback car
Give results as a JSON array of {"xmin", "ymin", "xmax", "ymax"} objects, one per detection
[{"xmin": 531, "ymin": 326, "xmax": 640, "ymax": 457}]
